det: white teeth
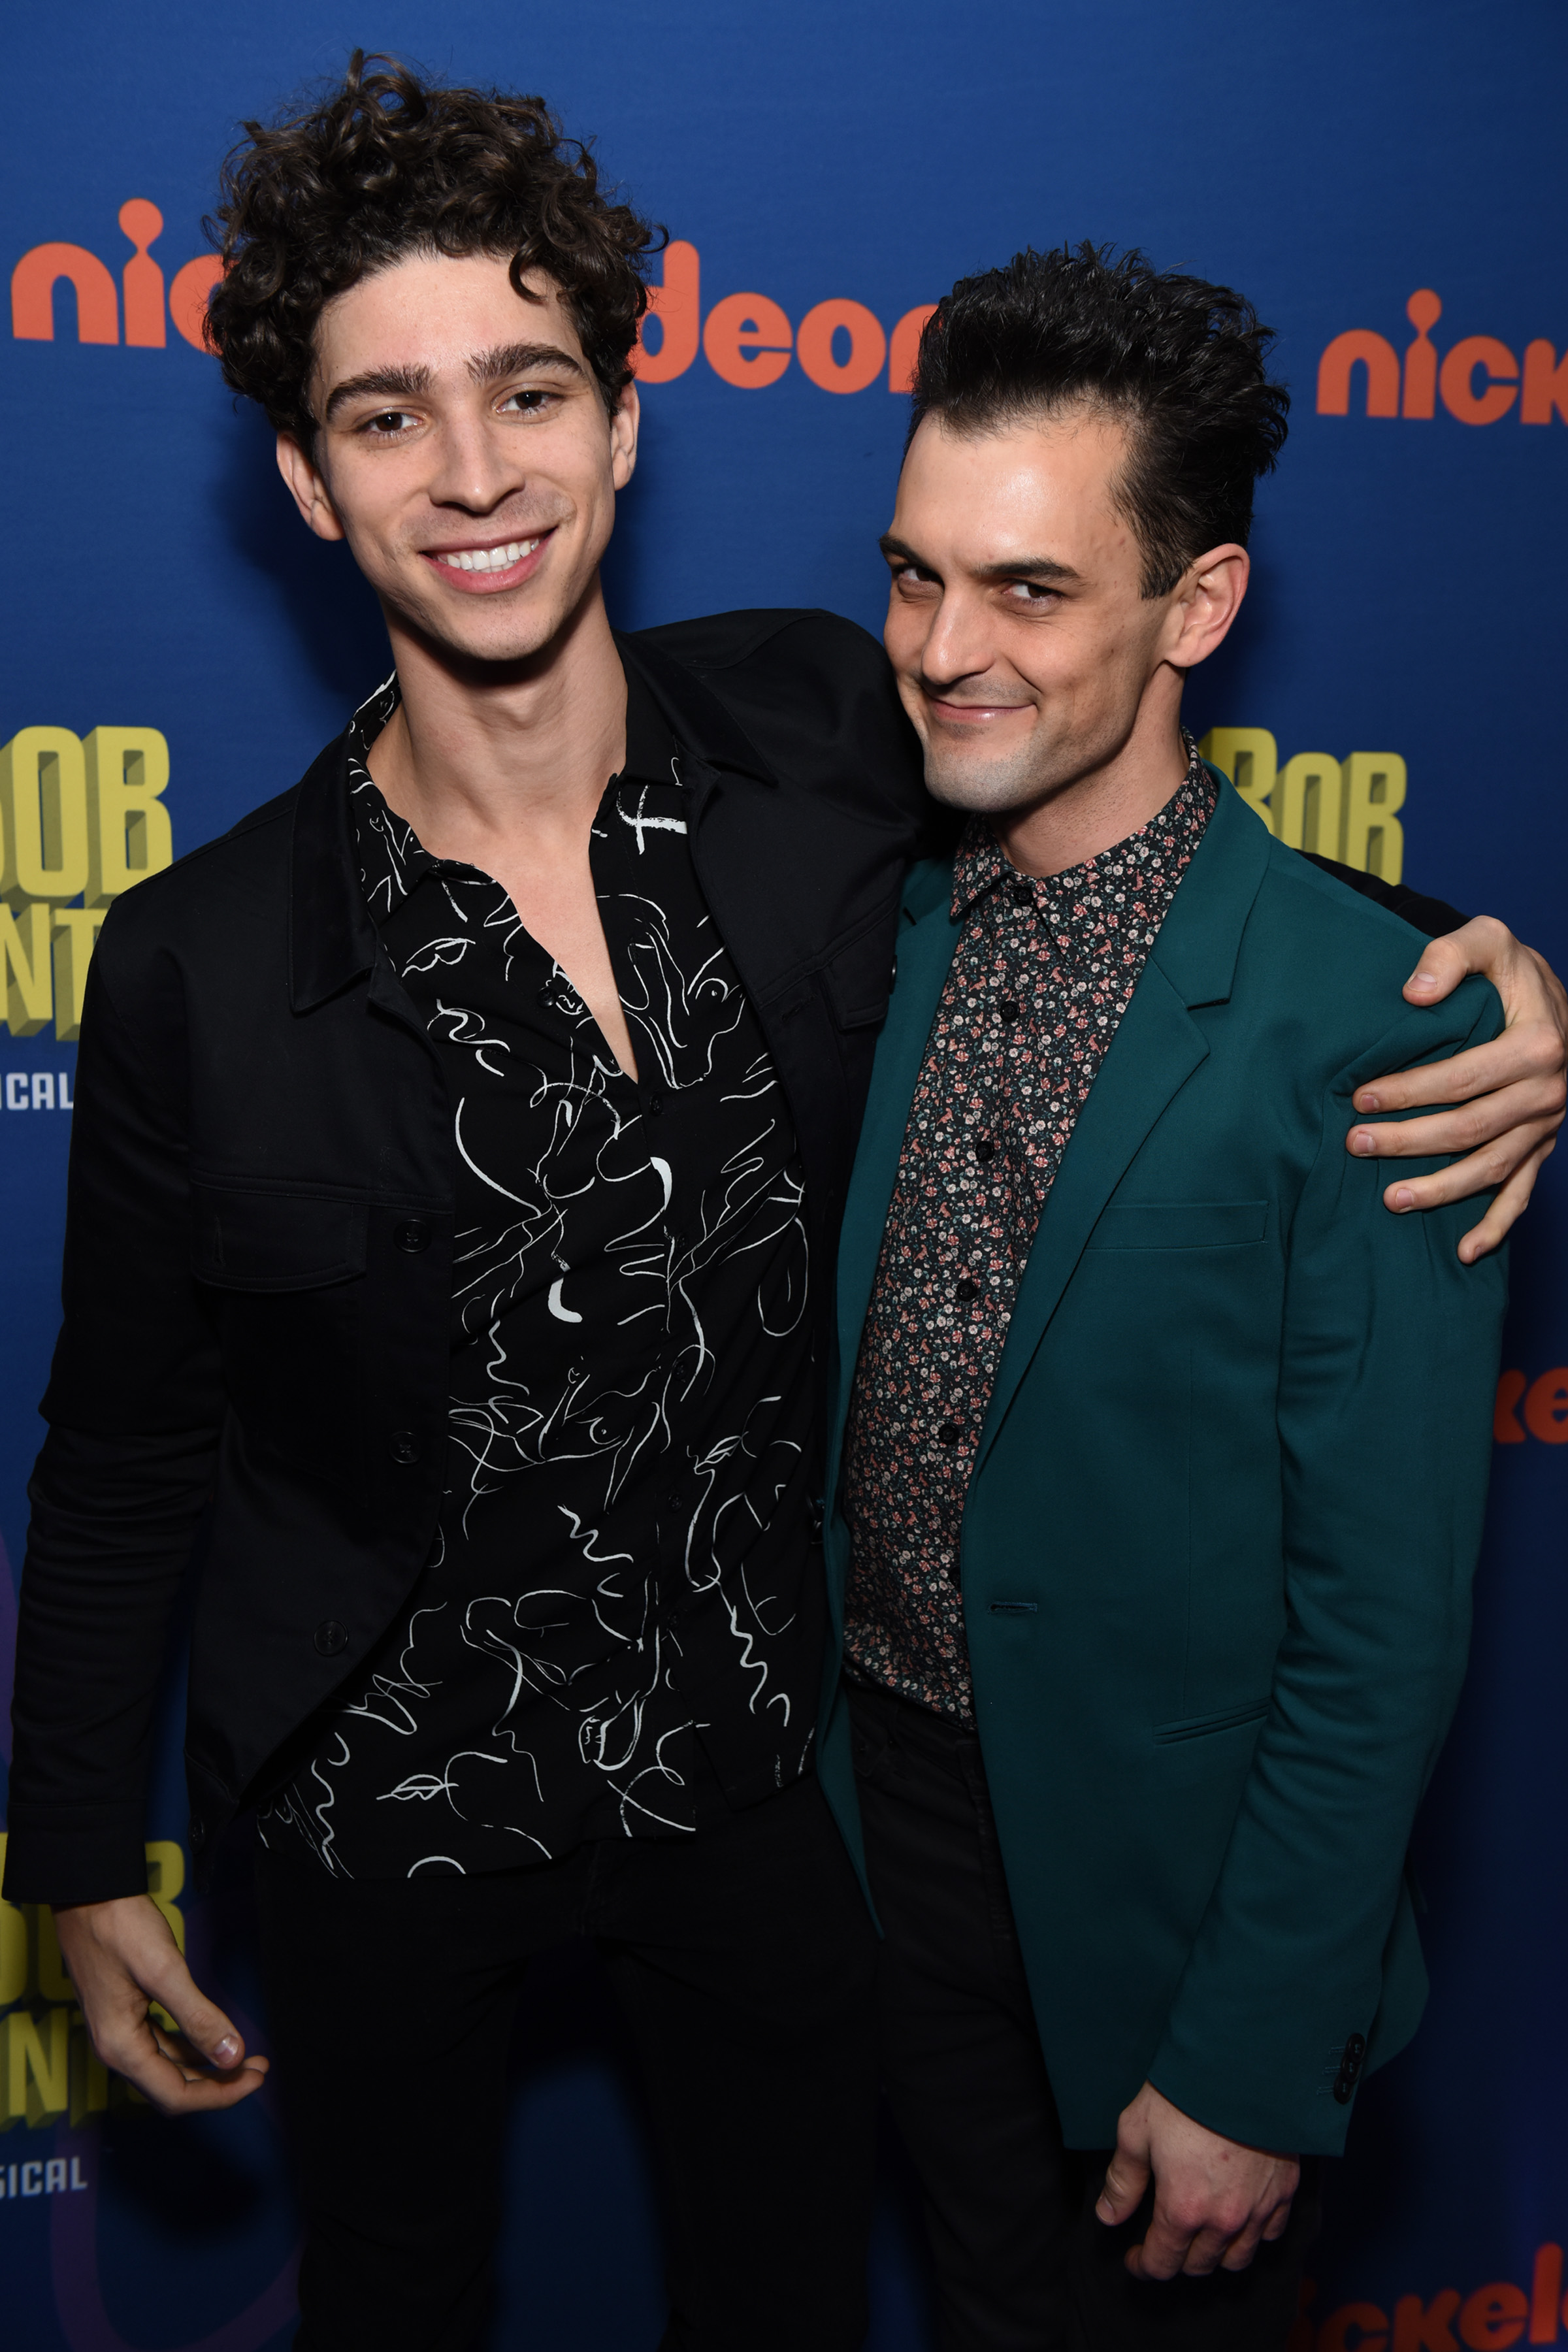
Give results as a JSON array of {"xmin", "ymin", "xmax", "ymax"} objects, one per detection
[{"xmin": 436, "ymin": 538, "xmax": 538, "ymax": 574}]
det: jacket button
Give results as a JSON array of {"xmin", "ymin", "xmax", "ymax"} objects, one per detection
[
  {"xmin": 394, "ymin": 1217, "xmax": 432, "ymax": 1254},
  {"xmin": 314, "ymin": 1620, "xmax": 348, "ymax": 1656},
  {"xmin": 1345, "ymin": 2033, "xmax": 1367, "ymax": 2065},
  {"xmin": 390, "ymin": 1430, "xmax": 421, "ymax": 1465},
  {"xmin": 1333, "ymin": 2069, "xmax": 1355, "ymax": 2105}
]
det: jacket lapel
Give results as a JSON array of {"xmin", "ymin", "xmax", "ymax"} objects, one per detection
[
  {"xmin": 828, "ymin": 860, "xmax": 958, "ymax": 1479},
  {"xmin": 973, "ymin": 779, "xmax": 1271, "ymax": 1477}
]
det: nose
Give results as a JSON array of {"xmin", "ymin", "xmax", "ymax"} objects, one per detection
[
  {"xmin": 425, "ymin": 402, "xmax": 523, "ymax": 516},
  {"xmin": 919, "ymin": 585, "xmax": 1000, "ymax": 694}
]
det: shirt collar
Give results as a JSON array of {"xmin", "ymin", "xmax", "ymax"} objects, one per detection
[
  {"xmin": 344, "ymin": 657, "xmax": 683, "ymax": 930},
  {"xmin": 949, "ymin": 730, "xmax": 1211, "ymax": 920}
]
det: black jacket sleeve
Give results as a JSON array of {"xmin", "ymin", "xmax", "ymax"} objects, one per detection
[
  {"xmin": 1305, "ymin": 853, "xmax": 1465, "ymax": 939},
  {"xmin": 5, "ymin": 916, "xmax": 222, "ymax": 1906}
]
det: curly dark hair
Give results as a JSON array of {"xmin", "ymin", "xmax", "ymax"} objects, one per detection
[
  {"xmin": 205, "ymin": 51, "xmax": 661, "ymax": 444},
  {"xmin": 908, "ymin": 244, "xmax": 1290, "ymax": 597}
]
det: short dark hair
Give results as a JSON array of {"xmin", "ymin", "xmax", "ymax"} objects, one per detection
[
  {"xmin": 908, "ymin": 242, "xmax": 1290, "ymax": 596},
  {"xmin": 206, "ymin": 52, "xmax": 661, "ymax": 444}
]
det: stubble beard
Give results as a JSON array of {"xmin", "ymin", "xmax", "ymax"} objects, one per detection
[{"xmin": 920, "ymin": 728, "xmax": 1060, "ymax": 818}]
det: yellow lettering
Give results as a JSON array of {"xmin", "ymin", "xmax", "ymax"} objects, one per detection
[
  {"xmin": 1198, "ymin": 727, "xmax": 1277, "ymax": 831},
  {"xmin": 144, "ymin": 1840, "xmax": 187, "ymax": 1953},
  {"xmin": 1341, "ymin": 752, "xmax": 1407, "ymax": 883},
  {"xmin": 4, "ymin": 2006, "xmax": 71, "ymax": 2127},
  {"xmin": 0, "ymin": 727, "xmax": 90, "ymax": 903},
  {"xmin": 50, "ymin": 906, "xmax": 106, "ymax": 1039},
  {"xmin": 1, "ymin": 901, "xmax": 52, "ymax": 1034},
  {"xmin": 0, "ymin": 1837, "xmax": 27, "ymax": 2009},
  {"xmin": 1274, "ymin": 751, "xmax": 1346, "ymax": 859},
  {"xmin": 84, "ymin": 725, "xmax": 172, "ymax": 904}
]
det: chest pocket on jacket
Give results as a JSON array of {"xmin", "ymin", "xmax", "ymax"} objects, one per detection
[
  {"xmin": 191, "ymin": 1185, "xmax": 368, "ymax": 1290},
  {"xmin": 1085, "ymin": 1200, "xmax": 1268, "ymax": 1250}
]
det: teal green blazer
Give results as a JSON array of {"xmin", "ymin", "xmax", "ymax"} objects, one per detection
[{"xmin": 817, "ymin": 777, "xmax": 1507, "ymax": 2156}]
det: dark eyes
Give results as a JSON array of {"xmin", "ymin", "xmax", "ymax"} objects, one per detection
[{"xmin": 353, "ymin": 387, "xmax": 557, "ymax": 438}]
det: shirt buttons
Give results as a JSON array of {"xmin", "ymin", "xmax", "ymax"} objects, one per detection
[
  {"xmin": 314, "ymin": 1620, "xmax": 348, "ymax": 1657},
  {"xmin": 647, "ymin": 1092, "xmax": 666, "ymax": 1118},
  {"xmin": 955, "ymin": 1278, "xmax": 980, "ymax": 1301},
  {"xmin": 1011, "ymin": 883, "xmax": 1034, "ymax": 908},
  {"xmin": 389, "ymin": 1430, "xmax": 421, "ymax": 1465},
  {"xmin": 975, "ymin": 1138, "xmax": 998, "ymax": 1163},
  {"xmin": 393, "ymin": 1217, "xmax": 432, "ymax": 1254},
  {"xmin": 937, "ymin": 1422, "xmax": 963, "ymax": 1446},
  {"xmin": 999, "ymin": 998, "xmax": 1021, "ymax": 1024}
]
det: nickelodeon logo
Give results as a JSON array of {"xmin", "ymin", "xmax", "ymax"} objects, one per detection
[
  {"xmin": 1316, "ymin": 291, "xmax": 1567, "ymax": 425},
  {"xmin": 633, "ymin": 243, "xmax": 931, "ymax": 393},
  {"xmin": 10, "ymin": 201, "xmax": 221, "ymax": 351},
  {"xmin": 7, "ymin": 216, "xmax": 931, "ymax": 393}
]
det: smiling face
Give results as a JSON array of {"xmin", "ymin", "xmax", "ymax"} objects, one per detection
[
  {"xmin": 275, "ymin": 248, "xmax": 637, "ymax": 668},
  {"xmin": 881, "ymin": 406, "xmax": 1247, "ymax": 864}
]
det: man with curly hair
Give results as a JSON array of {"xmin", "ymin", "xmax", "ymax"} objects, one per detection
[{"xmin": 3, "ymin": 52, "xmax": 1561, "ymax": 2352}]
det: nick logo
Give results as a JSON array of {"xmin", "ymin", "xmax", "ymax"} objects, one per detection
[
  {"xmin": 1317, "ymin": 290, "xmax": 1567, "ymax": 425},
  {"xmin": 10, "ymin": 202, "xmax": 221, "ymax": 351}
]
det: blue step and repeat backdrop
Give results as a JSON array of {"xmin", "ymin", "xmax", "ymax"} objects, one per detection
[{"xmin": 2, "ymin": 3, "xmax": 1565, "ymax": 2347}]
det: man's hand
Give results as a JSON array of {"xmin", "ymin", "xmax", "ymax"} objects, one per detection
[
  {"xmin": 54, "ymin": 1894, "xmax": 269, "ymax": 2115},
  {"xmin": 1096, "ymin": 2081, "xmax": 1299, "ymax": 2279},
  {"xmin": 1346, "ymin": 919, "xmax": 1567, "ymax": 1262}
]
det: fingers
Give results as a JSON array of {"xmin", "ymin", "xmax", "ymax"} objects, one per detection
[
  {"xmin": 1350, "ymin": 1094, "xmax": 1560, "ymax": 1171},
  {"xmin": 1096, "ymin": 2145, "xmax": 1151, "ymax": 2229},
  {"xmin": 54, "ymin": 1895, "xmax": 269, "ymax": 2117},
  {"xmin": 1456, "ymin": 1139, "xmax": 1556, "ymax": 1262},
  {"xmin": 141, "ymin": 1944, "xmax": 250, "ymax": 2072},
  {"xmin": 1402, "ymin": 928, "xmax": 1489, "ymax": 1007},
  {"xmin": 1352, "ymin": 1041, "xmax": 1566, "ymax": 1122},
  {"xmin": 1377, "ymin": 1125, "xmax": 1556, "ymax": 1218},
  {"xmin": 1126, "ymin": 2199, "xmax": 1207, "ymax": 2281},
  {"xmin": 1126, "ymin": 2191, "xmax": 1296, "ymax": 2281}
]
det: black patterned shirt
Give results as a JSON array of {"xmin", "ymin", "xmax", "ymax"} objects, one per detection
[
  {"xmin": 263, "ymin": 666, "xmax": 817, "ymax": 1876},
  {"xmin": 843, "ymin": 741, "xmax": 1217, "ymax": 1721}
]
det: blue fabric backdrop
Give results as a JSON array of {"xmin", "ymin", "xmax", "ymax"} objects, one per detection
[{"xmin": 2, "ymin": 6, "xmax": 1564, "ymax": 2346}]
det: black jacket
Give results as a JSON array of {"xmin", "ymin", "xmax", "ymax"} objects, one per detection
[
  {"xmin": 5, "ymin": 610, "xmax": 937, "ymax": 1903},
  {"xmin": 3, "ymin": 606, "xmax": 1458, "ymax": 1906}
]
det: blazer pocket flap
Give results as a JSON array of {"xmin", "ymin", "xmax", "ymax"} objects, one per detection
[
  {"xmin": 1154, "ymin": 1698, "xmax": 1271, "ymax": 1744},
  {"xmin": 191, "ymin": 1186, "xmax": 369, "ymax": 1292},
  {"xmin": 1087, "ymin": 1199, "xmax": 1268, "ymax": 1250}
]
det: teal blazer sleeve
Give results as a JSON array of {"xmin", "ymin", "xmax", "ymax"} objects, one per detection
[{"xmin": 1147, "ymin": 986, "xmax": 1507, "ymax": 2150}]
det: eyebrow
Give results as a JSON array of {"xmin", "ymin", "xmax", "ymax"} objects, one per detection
[
  {"xmin": 323, "ymin": 342, "xmax": 586, "ymax": 423},
  {"xmin": 879, "ymin": 533, "xmax": 1083, "ymax": 586}
]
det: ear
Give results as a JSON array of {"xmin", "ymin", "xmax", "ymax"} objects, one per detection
[
  {"xmin": 276, "ymin": 431, "xmax": 346, "ymax": 543},
  {"xmin": 609, "ymin": 380, "xmax": 640, "ymax": 491},
  {"xmin": 1164, "ymin": 544, "xmax": 1250, "ymax": 671}
]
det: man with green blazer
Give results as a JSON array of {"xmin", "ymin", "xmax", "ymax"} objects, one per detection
[{"xmin": 817, "ymin": 247, "xmax": 1510, "ymax": 2352}]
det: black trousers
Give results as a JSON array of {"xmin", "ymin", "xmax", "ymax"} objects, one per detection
[
  {"xmin": 253, "ymin": 1772, "xmax": 877, "ymax": 2352},
  {"xmin": 849, "ymin": 1681, "xmax": 1322, "ymax": 2352}
]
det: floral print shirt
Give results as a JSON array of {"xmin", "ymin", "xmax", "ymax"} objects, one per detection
[{"xmin": 842, "ymin": 739, "xmax": 1217, "ymax": 1720}]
